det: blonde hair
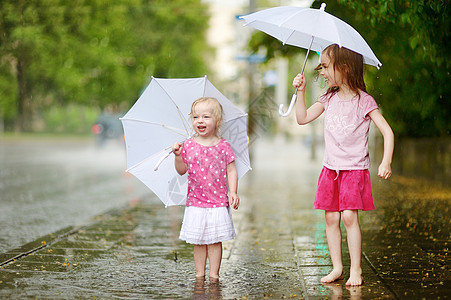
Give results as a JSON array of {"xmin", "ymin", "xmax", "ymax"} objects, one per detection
[{"xmin": 190, "ymin": 97, "xmax": 223, "ymax": 135}]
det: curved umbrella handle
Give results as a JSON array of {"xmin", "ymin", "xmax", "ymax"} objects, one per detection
[
  {"xmin": 279, "ymin": 35, "xmax": 314, "ymax": 117},
  {"xmin": 278, "ymin": 92, "xmax": 298, "ymax": 117},
  {"xmin": 154, "ymin": 150, "xmax": 173, "ymax": 171}
]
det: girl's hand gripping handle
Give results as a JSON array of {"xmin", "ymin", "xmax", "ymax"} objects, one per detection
[
  {"xmin": 172, "ymin": 142, "xmax": 187, "ymax": 175},
  {"xmin": 293, "ymin": 73, "xmax": 306, "ymax": 91},
  {"xmin": 279, "ymin": 74, "xmax": 307, "ymax": 117},
  {"xmin": 172, "ymin": 142, "xmax": 183, "ymax": 156}
]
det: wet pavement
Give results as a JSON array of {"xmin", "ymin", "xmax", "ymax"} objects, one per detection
[
  {"xmin": 0, "ymin": 137, "xmax": 450, "ymax": 299},
  {"xmin": 0, "ymin": 137, "xmax": 148, "ymax": 253}
]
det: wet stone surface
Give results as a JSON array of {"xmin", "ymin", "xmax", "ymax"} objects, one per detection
[
  {"xmin": 0, "ymin": 138, "xmax": 449, "ymax": 298},
  {"xmin": 0, "ymin": 138, "xmax": 149, "ymax": 254},
  {"xmin": 360, "ymin": 176, "xmax": 450, "ymax": 299}
]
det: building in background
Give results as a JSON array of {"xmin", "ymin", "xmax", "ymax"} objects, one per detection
[{"xmin": 204, "ymin": 0, "xmax": 323, "ymax": 157}]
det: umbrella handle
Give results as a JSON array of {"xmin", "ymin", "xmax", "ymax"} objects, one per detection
[
  {"xmin": 154, "ymin": 150, "xmax": 173, "ymax": 171},
  {"xmin": 278, "ymin": 35, "xmax": 314, "ymax": 117},
  {"xmin": 278, "ymin": 92, "xmax": 297, "ymax": 117}
]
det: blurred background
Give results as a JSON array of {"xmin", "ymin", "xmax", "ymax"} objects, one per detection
[{"xmin": 0, "ymin": 0, "xmax": 449, "ymax": 252}]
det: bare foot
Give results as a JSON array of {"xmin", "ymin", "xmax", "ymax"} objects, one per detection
[
  {"xmin": 194, "ymin": 276, "xmax": 206, "ymax": 295},
  {"xmin": 321, "ymin": 269, "xmax": 344, "ymax": 283},
  {"xmin": 346, "ymin": 269, "xmax": 363, "ymax": 286},
  {"xmin": 209, "ymin": 274, "xmax": 219, "ymax": 280}
]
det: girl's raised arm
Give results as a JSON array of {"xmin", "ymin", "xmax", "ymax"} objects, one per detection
[
  {"xmin": 369, "ymin": 109, "xmax": 394, "ymax": 179},
  {"xmin": 293, "ymin": 73, "xmax": 324, "ymax": 125}
]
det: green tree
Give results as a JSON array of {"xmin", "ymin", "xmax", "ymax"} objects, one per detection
[
  {"xmin": 340, "ymin": 0, "xmax": 450, "ymax": 68},
  {"xmin": 335, "ymin": 0, "xmax": 450, "ymax": 137},
  {"xmin": 0, "ymin": 0, "xmax": 210, "ymax": 132}
]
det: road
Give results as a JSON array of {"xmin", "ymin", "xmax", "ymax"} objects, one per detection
[{"xmin": 0, "ymin": 137, "xmax": 149, "ymax": 253}]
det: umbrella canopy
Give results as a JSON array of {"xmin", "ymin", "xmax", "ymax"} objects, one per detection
[
  {"xmin": 120, "ymin": 76, "xmax": 251, "ymax": 207},
  {"xmin": 240, "ymin": 3, "xmax": 381, "ymax": 68},
  {"xmin": 240, "ymin": 3, "xmax": 381, "ymax": 117}
]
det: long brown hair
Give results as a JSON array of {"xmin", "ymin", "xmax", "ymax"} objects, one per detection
[{"xmin": 319, "ymin": 44, "xmax": 366, "ymax": 98}]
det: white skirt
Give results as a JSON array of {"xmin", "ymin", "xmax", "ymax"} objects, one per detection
[{"xmin": 179, "ymin": 206, "xmax": 236, "ymax": 245}]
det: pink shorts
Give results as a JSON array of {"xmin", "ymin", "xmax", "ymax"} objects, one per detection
[{"xmin": 314, "ymin": 167, "xmax": 374, "ymax": 212}]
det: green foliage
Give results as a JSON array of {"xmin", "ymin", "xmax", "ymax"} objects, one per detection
[
  {"xmin": 43, "ymin": 104, "xmax": 99, "ymax": 134},
  {"xmin": 334, "ymin": 0, "xmax": 450, "ymax": 137},
  {"xmin": 0, "ymin": 0, "xmax": 210, "ymax": 132},
  {"xmin": 340, "ymin": 0, "xmax": 450, "ymax": 68}
]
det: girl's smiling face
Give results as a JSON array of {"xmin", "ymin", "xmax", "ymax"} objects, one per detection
[
  {"xmin": 320, "ymin": 52, "xmax": 344, "ymax": 88},
  {"xmin": 192, "ymin": 101, "xmax": 217, "ymax": 138}
]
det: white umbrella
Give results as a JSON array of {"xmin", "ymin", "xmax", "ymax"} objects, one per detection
[
  {"xmin": 120, "ymin": 76, "xmax": 251, "ymax": 207},
  {"xmin": 240, "ymin": 3, "xmax": 382, "ymax": 117}
]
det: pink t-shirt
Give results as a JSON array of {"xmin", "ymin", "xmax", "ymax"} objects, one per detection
[
  {"xmin": 319, "ymin": 91, "xmax": 379, "ymax": 170},
  {"xmin": 181, "ymin": 138, "xmax": 236, "ymax": 208}
]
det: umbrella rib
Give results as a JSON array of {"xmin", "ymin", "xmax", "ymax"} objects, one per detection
[
  {"xmin": 121, "ymin": 118, "xmax": 188, "ymax": 138},
  {"xmin": 331, "ymin": 18, "xmax": 342, "ymax": 48},
  {"xmin": 202, "ymin": 75, "xmax": 208, "ymax": 97},
  {"xmin": 223, "ymin": 113, "xmax": 248, "ymax": 123},
  {"xmin": 278, "ymin": 9, "xmax": 307, "ymax": 27},
  {"xmin": 126, "ymin": 147, "xmax": 172, "ymax": 173},
  {"xmin": 236, "ymin": 156, "xmax": 252, "ymax": 171},
  {"xmin": 282, "ymin": 29, "xmax": 297, "ymax": 45},
  {"xmin": 153, "ymin": 79, "xmax": 192, "ymax": 136}
]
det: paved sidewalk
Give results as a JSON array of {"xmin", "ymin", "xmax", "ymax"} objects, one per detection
[{"xmin": 1, "ymin": 139, "xmax": 449, "ymax": 299}]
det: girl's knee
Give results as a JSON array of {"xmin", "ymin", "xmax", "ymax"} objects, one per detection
[
  {"xmin": 209, "ymin": 242, "xmax": 222, "ymax": 248},
  {"xmin": 342, "ymin": 210, "xmax": 359, "ymax": 227},
  {"xmin": 325, "ymin": 211, "xmax": 341, "ymax": 225}
]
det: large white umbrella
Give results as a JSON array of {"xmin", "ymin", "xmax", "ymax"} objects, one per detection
[
  {"xmin": 240, "ymin": 3, "xmax": 382, "ymax": 116},
  {"xmin": 120, "ymin": 76, "xmax": 251, "ymax": 207}
]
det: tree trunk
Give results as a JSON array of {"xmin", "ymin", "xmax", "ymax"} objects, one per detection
[{"xmin": 14, "ymin": 58, "xmax": 29, "ymax": 132}]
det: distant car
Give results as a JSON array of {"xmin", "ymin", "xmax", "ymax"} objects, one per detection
[{"xmin": 91, "ymin": 113, "xmax": 124, "ymax": 146}]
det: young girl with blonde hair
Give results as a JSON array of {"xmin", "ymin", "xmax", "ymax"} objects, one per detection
[
  {"xmin": 293, "ymin": 44, "xmax": 394, "ymax": 286},
  {"xmin": 172, "ymin": 97, "xmax": 239, "ymax": 279}
]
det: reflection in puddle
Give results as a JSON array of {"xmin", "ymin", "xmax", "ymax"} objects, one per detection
[
  {"xmin": 193, "ymin": 276, "xmax": 223, "ymax": 299},
  {"xmin": 346, "ymin": 285, "xmax": 363, "ymax": 299},
  {"xmin": 323, "ymin": 283, "xmax": 343, "ymax": 299},
  {"xmin": 323, "ymin": 282, "xmax": 363, "ymax": 300}
]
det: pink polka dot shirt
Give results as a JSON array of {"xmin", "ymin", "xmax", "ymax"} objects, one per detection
[{"xmin": 182, "ymin": 138, "xmax": 236, "ymax": 208}]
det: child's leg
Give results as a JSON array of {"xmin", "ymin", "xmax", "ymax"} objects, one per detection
[
  {"xmin": 342, "ymin": 210, "xmax": 363, "ymax": 286},
  {"xmin": 194, "ymin": 244, "xmax": 207, "ymax": 277},
  {"xmin": 322, "ymin": 211, "xmax": 344, "ymax": 283},
  {"xmin": 207, "ymin": 242, "xmax": 222, "ymax": 279}
]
